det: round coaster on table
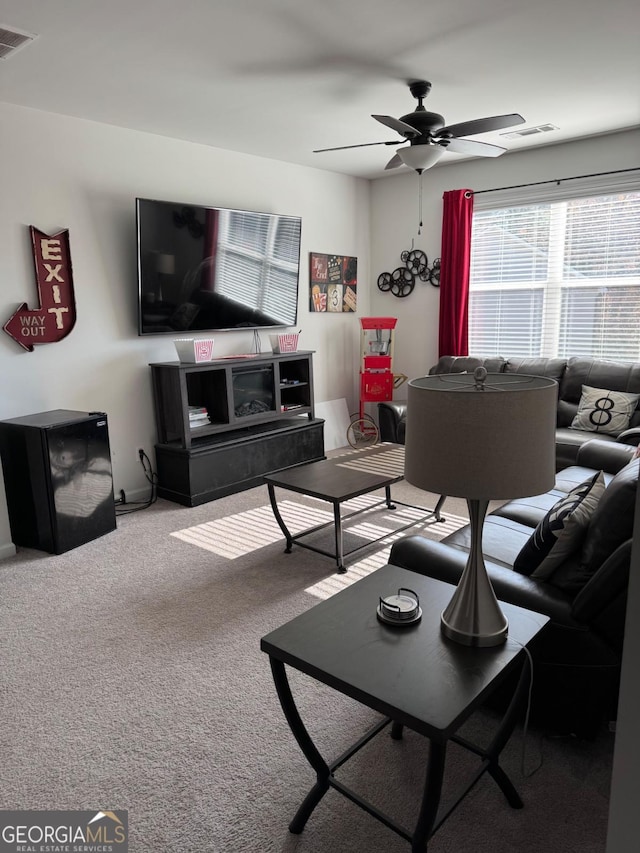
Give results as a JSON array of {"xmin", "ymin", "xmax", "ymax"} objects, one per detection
[{"xmin": 377, "ymin": 589, "xmax": 422, "ymax": 626}]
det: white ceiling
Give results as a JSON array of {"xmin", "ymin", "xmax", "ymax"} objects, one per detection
[{"xmin": 1, "ymin": 0, "xmax": 639, "ymax": 179}]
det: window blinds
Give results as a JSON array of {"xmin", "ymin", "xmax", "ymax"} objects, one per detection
[{"xmin": 468, "ymin": 191, "xmax": 640, "ymax": 360}]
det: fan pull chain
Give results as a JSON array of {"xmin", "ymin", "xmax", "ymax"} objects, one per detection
[{"xmin": 417, "ymin": 172, "xmax": 424, "ymax": 235}]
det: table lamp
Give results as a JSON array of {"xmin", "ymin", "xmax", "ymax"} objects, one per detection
[
  {"xmin": 405, "ymin": 368, "xmax": 557, "ymax": 647},
  {"xmin": 156, "ymin": 252, "xmax": 175, "ymax": 302}
]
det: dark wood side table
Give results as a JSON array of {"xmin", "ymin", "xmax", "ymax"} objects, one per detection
[{"xmin": 261, "ymin": 565, "xmax": 548, "ymax": 851}]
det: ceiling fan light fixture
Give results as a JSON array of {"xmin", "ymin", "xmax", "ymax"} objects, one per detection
[{"xmin": 398, "ymin": 144, "xmax": 446, "ymax": 173}]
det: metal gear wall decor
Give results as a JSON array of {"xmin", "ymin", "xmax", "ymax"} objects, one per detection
[
  {"xmin": 377, "ymin": 250, "xmax": 441, "ymax": 297},
  {"xmin": 429, "ymin": 258, "xmax": 441, "ymax": 287}
]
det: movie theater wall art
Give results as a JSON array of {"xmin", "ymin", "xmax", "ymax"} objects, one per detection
[{"xmin": 309, "ymin": 252, "xmax": 357, "ymax": 313}]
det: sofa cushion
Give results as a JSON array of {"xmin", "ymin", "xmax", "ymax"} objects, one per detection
[
  {"xmin": 504, "ymin": 357, "xmax": 567, "ymax": 384},
  {"xmin": 429, "ymin": 355, "xmax": 507, "ymax": 375},
  {"xmin": 513, "ymin": 472, "xmax": 605, "ymax": 580},
  {"xmin": 558, "ymin": 357, "xmax": 640, "ymax": 429},
  {"xmin": 492, "ymin": 490, "xmax": 569, "ymax": 528},
  {"xmin": 491, "ymin": 460, "xmax": 615, "ymax": 527},
  {"xmin": 444, "ymin": 515, "xmax": 533, "ymax": 569},
  {"xmin": 571, "ymin": 385, "xmax": 640, "ymax": 436},
  {"xmin": 551, "ymin": 458, "xmax": 639, "ymax": 594}
]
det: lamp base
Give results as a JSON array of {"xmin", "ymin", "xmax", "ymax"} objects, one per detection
[
  {"xmin": 439, "ymin": 497, "xmax": 509, "ymax": 648},
  {"xmin": 440, "ymin": 613, "xmax": 508, "ymax": 647}
]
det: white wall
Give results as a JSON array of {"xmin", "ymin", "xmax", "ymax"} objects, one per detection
[
  {"xmin": 0, "ymin": 102, "xmax": 371, "ymax": 553},
  {"xmin": 369, "ymin": 128, "xmax": 640, "ymax": 392}
]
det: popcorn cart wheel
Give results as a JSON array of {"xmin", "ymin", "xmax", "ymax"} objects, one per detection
[
  {"xmin": 346, "ymin": 372, "xmax": 408, "ymax": 449},
  {"xmin": 346, "ymin": 413, "xmax": 379, "ymax": 449}
]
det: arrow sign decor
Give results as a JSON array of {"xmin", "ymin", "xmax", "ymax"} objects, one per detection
[{"xmin": 3, "ymin": 226, "xmax": 77, "ymax": 352}]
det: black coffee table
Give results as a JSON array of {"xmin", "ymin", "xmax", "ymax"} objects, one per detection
[
  {"xmin": 263, "ymin": 444, "xmax": 445, "ymax": 573},
  {"xmin": 261, "ymin": 565, "xmax": 548, "ymax": 851}
]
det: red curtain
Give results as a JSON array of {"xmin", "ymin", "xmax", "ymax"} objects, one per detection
[{"xmin": 438, "ymin": 189, "xmax": 474, "ymax": 357}]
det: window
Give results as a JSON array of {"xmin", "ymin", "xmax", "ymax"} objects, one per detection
[{"xmin": 468, "ymin": 191, "xmax": 640, "ymax": 360}]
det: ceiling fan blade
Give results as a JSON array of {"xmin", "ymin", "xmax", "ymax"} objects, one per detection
[
  {"xmin": 443, "ymin": 137, "xmax": 507, "ymax": 158},
  {"xmin": 313, "ymin": 140, "xmax": 403, "ymax": 153},
  {"xmin": 372, "ymin": 114, "xmax": 419, "ymax": 138},
  {"xmin": 440, "ymin": 113, "xmax": 525, "ymax": 138},
  {"xmin": 384, "ymin": 152, "xmax": 403, "ymax": 170}
]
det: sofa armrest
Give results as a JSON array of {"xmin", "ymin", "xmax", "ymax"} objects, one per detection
[
  {"xmin": 575, "ymin": 438, "xmax": 636, "ymax": 474},
  {"xmin": 388, "ymin": 536, "xmax": 576, "ymax": 626},
  {"xmin": 377, "ymin": 402, "xmax": 407, "ymax": 444},
  {"xmin": 616, "ymin": 426, "xmax": 640, "ymax": 446},
  {"xmin": 571, "ymin": 540, "xmax": 631, "ymax": 625}
]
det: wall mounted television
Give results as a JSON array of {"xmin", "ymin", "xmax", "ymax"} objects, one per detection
[{"xmin": 136, "ymin": 198, "xmax": 302, "ymax": 335}]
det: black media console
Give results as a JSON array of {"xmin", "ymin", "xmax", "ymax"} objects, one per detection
[{"xmin": 150, "ymin": 351, "xmax": 325, "ymax": 506}]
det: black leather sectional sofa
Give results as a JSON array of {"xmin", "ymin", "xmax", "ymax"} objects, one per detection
[
  {"xmin": 380, "ymin": 355, "xmax": 640, "ymax": 736},
  {"xmin": 389, "ymin": 440, "xmax": 638, "ymax": 736},
  {"xmin": 379, "ymin": 355, "xmax": 640, "ymax": 469}
]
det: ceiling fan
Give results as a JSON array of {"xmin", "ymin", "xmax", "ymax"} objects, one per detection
[{"xmin": 314, "ymin": 80, "xmax": 525, "ymax": 172}]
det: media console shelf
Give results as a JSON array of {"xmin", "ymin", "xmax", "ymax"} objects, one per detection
[{"xmin": 150, "ymin": 351, "xmax": 325, "ymax": 505}]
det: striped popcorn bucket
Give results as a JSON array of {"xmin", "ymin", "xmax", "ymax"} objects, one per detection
[{"xmin": 270, "ymin": 333, "xmax": 299, "ymax": 353}]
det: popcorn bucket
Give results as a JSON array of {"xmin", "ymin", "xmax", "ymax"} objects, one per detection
[
  {"xmin": 269, "ymin": 333, "xmax": 299, "ymax": 354},
  {"xmin": 174, "ymin": 338, "xmax": 215, "ymax": 363}
]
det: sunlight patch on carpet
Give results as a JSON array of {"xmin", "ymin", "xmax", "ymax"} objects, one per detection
[
  {"xmin": 170, "ymin": 489, "xmax": 467, "ymax": 568},
  {"xmin": 170, "ymin": 493, "xmax": 393, "ymax": 558},
  {"xmin": 305, "ymin": 547, "xmax": 393, "ymax": 599},
  {"xmin": 170, "ymin": 500, "xmax": 334, "ymax": 558},
  {"xmin": 304, "ymin": 511, "xmax": 469, "ymax": 600},
  {"xmin": 335, "ymin": 444, "xmax": 405, "ymax": 477}
]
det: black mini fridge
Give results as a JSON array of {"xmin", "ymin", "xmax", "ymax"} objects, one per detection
[{"xmin": 0, "ymin": 409, "xmax": 117, "ymax": 554}]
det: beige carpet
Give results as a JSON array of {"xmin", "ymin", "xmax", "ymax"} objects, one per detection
[{"xmin": 0, "ymin": 469, "xmax": 614, "ymax": 852}]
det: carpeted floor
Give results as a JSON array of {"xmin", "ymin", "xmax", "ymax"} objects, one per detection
[{"xmin": 0, "ymin": 468, "xmax": 613, "ymax": 852}]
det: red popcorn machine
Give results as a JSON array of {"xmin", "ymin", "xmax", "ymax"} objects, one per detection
[{"xmin": 347, "ymin": 317, "xmax": 407, "ymax": 447}]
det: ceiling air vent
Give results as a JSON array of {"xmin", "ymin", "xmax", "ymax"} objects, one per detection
[
  {"xmin": 0, "ymin": 24, "xmax": 38, "ymax": 60},
  {"xmin": 500, "ymin": 124, "xmax": 559, "ymax": 140}
]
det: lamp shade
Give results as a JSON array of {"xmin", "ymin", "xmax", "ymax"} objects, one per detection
[
  {"xmin": 405, "ymin": 372, "xmax": 557, "ymax": 500},
  {"xmin": 156, "ymin": 253, "xmax": 175, "ymax": 275},
  {"xmin": 398, "ymin": 144, "xmax": 446, "ymax": 172}
]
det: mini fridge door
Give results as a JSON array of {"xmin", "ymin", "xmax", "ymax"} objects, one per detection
[
  {"xmin": 46, "ymin": 414, "xmax": 117, "ymax": 553},
  {"xmin": 0, "ymin": 409, "xmax": 117, "ymax": 554}
]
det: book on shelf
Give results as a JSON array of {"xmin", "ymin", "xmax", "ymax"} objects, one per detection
[{"xmin": 188, "ymin": 406, "xmax": 210, "ymax": 427}]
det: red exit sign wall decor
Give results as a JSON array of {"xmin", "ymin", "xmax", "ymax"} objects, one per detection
[{"xmin": 3, "ymin": 226, "xmax": 77, "ymax": 352}]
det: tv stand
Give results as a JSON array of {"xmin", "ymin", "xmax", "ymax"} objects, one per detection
[{"xmin": 150, "ymin": 351, "xmax": 325, "ymax": 506}]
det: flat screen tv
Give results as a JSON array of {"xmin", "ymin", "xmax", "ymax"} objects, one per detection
[{"xmin": 136, "ymin": 198, "xmax": 302, "ymax": 335}]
